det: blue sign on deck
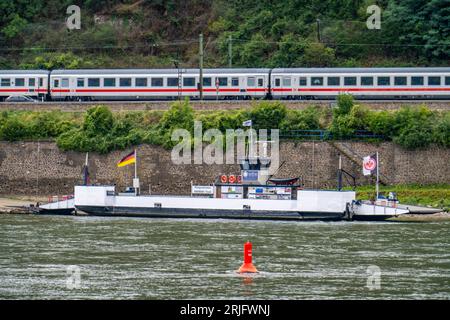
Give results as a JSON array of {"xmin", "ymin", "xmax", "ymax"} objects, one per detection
[{"xmin": 242, "ymin": 170, "xmax": 259, "ymax": 182}]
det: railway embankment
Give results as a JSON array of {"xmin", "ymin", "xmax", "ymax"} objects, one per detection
[{"xmin": 0, "ymin": 100, "xmax": 449, "ymax": 112}]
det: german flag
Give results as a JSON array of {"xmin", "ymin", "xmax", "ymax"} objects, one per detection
[{"xmin": 117, "ymin": 150, "xmax": 136, "ymax": 167}]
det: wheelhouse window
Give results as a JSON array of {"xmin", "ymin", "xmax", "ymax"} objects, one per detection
[
  {"xmin": 203, "ymin": 77, "xmax": 212, "ymax": 87},
  {"xmin": 88, "ymin": 78, "xmax": 100, "ymax": 87},
  {"xmin": 15, "ymin": 78, "xmax": 25, "ymax": 86},
  {"xmin": 183, "ymin": 77, "xmax": 195, "ymax": 87},
  {"xmin": 311, "ymin": 77, "xmax": 323, "ymax": 86},
  {"xmin": 299, "ymin": 77, "xmax": 307, "ymax": 86},
  {"xmin": 428, "ymin": 76, "xmax": 441, "ymax": 86},
  {"xmin": 327, "ymin": 77, "xmax": 340, "ymax": 86},
  {"xmin": 151, "ymin": 77, "xmax": 163, "ymax": 87},
  {"xmin": 135, "ymin": 78, "xmax": 147, "ymax": 87},
  {"xmin": 344, "ymin": 77, "xmax": 356, "ymax": 86},
  {"xmin": 377, "ymin": 76, "xmax": 390, "ymax": 86},
  {"xmin": 411, "ymin": 76, "xmax": 424, "ymax": 85},
  {"xmin": 361, "ymin": 76, "xmax": 373, "ymax": 86},
  {"xmin": 120, "ymin": 78, "xmax": 132, "ymax": 87},
  {"xmin": 247, "ymin": 77, "xmax": 255, "ymax": 87},
  {"xmin": 28, "ymin": 78, "xmax": 36, "ymax": 86},
  {"xmin": 104, "ymin": 78, "xmax": 116, "ymax": 87},
  {"xmin": 282, "ymin": 77, "xmax": 291, "ymax": 87},
  {"xmin": 231, "ymin": 77, "xmax": 239, "ymax": 86},
  {"xmin": 77, "ymin": 78, "xmax": 85, "ymax": 87},
  {"xmin": 61, "ymin": 78, "xmax": 69, "ymax": 88},
  {"xmin": 394, "ymin": 77, "xmax": 407, "ymax": 86}
]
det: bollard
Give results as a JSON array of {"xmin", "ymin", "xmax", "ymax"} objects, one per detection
[{"xmin": 237, "ymin": 241, "xmax": 258, "ymax": 273}]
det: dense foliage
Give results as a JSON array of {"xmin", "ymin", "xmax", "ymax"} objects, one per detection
[
  {"xmin": 0, "ymin": 97, "xmax": 449, "ymax": 153},
  {"xmin": 0, "ymin": 0, "xmax": 448, "ymax": 68}
]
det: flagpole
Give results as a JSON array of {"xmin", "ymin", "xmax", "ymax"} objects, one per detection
[
  {"xmin": 376, "ymin": 151, "xmax": 379, "ymax": 201},
  {"xmin": 134, "ymin": 148, "xmax": 137, "ymax": 179}
]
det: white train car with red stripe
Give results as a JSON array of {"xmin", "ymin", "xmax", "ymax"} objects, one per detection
[
  {"xmin": 271, "ymin": 68, "xmax": 450, "ymax": 99},
  {"xmin": 49, "ymin": 69, "xmax": 270, "ymax": 101},
  {"xmin": 0, "ymin": 70, "xmax": 49, "ymax": 101}
]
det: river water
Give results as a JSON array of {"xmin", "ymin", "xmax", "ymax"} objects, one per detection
[{"xmin": 0, "ymin": 215, "xmax": 449, "ymax": 299}]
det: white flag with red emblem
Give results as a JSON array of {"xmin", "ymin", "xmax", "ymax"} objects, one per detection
[{"xmin": 363, "ymin": 154, "xmax": 377, "ymax": 176}]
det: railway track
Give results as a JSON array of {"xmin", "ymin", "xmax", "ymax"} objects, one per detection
[{"xmin": 0, "ymin": 99, "xmax": 449, "ymax": 112}]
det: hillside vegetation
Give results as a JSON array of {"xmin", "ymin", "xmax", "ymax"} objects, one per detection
[
  {"xmin": 0, "ymin": 96, "xmax": 449, "ymax": 153},
  {"xmin": 0, "ymin": 0, "xmax": 448, "ymax": 69}
]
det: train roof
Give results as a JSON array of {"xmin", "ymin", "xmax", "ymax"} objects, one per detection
[
  {"xmin": 51, "ymin": 68, "xmax": 271, "ymax": 75},
  {"xmin": 0, "ymin": 70, "xmax": 49, "ymax": 75},
  {"xmin": 272, "ymin": 67, "xmax": 450, "ymax": 73}
]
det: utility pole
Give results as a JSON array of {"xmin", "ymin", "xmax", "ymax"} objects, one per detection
[
  {"xmin": 199, "ymin": 33, "xmax": 204, "ymax": 100},
  {"xmin": 316, "ymin": 19, "xmax": 321, "ymax": 43},
  {"xmin": 228, "ymin": 35, "xmax": 232, "ymax": 68}
]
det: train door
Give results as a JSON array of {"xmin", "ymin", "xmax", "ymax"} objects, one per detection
[
  {"xmin": 52, "ymin": 77, "xmax": 61, "ymax": 99},
  {"xmin": 257, "ymin": 76, "xmax": 265, "ymax": 98}
]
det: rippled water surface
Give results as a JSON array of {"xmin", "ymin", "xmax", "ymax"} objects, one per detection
[{"xmin": 0, "ymin": 215, "xmax": 449, "ymax": 299}]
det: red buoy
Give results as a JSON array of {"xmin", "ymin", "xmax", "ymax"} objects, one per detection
[
  {"xmin": 237, "ymin": 241, "xmax": 258, "ymax": 273},
  {"xmin": 220, "ymin": 175, "xmax": 228, "ymax": 183},
  {"xmin": 229, "ymin": 175, "xmax": 236, "ymax": 183}
]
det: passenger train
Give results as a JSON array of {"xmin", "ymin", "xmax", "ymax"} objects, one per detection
[{"xmin": 1, "ymin": 67, "xmax": 449, "ymax": 101}]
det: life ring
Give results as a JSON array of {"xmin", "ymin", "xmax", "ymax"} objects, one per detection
[
  {"xmin": 237, "ymin": 175, "xmax": 242, "ymax": 184},
  {"xmin": 220, "ymin": 175, "xmax": 228, "ymax": 183},
  {"xmin": 228, "ymin": 175, "xmax": 236, "ymax": 183}
]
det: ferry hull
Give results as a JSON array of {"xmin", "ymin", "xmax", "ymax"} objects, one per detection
[{"xmin": 76, "ymin": 205, "xmax": 344, "ymax": 221}]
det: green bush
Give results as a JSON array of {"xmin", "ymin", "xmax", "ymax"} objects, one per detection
[
  {"xmin": 280, "ymin": 106, "xmax": 322, "ymax": 131},
  {"xmin": 246, "ymin": 101, "xmax": 287, "ymax": 130},
  {"xmin": 0, "ymin": 117, "xmax": 28, "ymax": 141}
]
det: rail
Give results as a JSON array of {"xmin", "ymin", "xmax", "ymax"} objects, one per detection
[{"xmin": 279, "ymin": 129, "xmax": 385, "ymax": 141}]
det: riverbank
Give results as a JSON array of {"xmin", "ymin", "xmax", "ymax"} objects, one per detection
[{"xmin": 0, "ymin": 196, "xmax": 45, "ymax": 214}]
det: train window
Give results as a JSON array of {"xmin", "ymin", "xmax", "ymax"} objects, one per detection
[
  {"xmin": 167, "ymin": 77, "xmax": 178, "ymax": 87},
  {"xmin": 1, "ymin": 78, "xmax": 11, "ymax": 87},
  {"xmin": 299, "ymin": 77, "xmax": 307, "ymax": 86},
  {"xmin": 77, "ymin": 78, "xmax": 85, "ymax": 87},
  {"xmin": 183, "ymin": 77, "xmax": 195, "ymax": 87},
  {"xmin": 446, "ymin": 77, "xmax": 450, "ymax": 85},
  {"xmin": 88, "ymin": 78, "xmax": 100, "ymax": 87},
  {"xmin": 327, "ymin": 77, "xmax": 340, "ymax": 86},
  {"xmin": 275, "ymin": 78, "xmax": 281, "ymax": 87},
  {"xmin": 344, "ymin": 77, "xmax": 356, "ymax": 86},
  {"xmin": 361, "ymin": 77, "xmax": 373, "ymax": 86},
  {"xmin": 231, "ymin": 77, "xmax": 239, "ymax": 86},
  {"xmin": 311, "ymin": 77, "xmax": 323, "ymax": 86},
  {"xmin": 39, "ymin": 78, "xmax": 44, "ymax": 87},
  {"xmin": 136, "ymin": 78, "xmax": 147, "ymax": 87},
  {"xmin": 247, "ymin": 77, "xmax": 255, "ymax": 87},
  {"xmin": 104, "ymin": 78, "xmax": 116, "ymax": 87},
  {"xmin": 282, "ymin": 77, "xmax": 291, "ymax": 87},
  {"xmin": 61, "ymin": 78, "xmax": 69, "ymax": 87},
  {"xmin": 394, "ymin": 77, "xmax": 407, "ymax": 86},
  {"xmin": 203, "ymin": 77, "xmax": 212, "ymax": 86},
  {"xmin": 428, "ymin": 76, "xmax": 441, "ymax": 86},
  {"xmin": 28, "ymin": 78, "xmax": 36, "ymax": 86},
  {"xmin": 15, "ymin": 78, "xmax": 25, "ymax": 86},
  {"xmin": 54, "ymin": 79, "xmax": 59, "ymax": 88},
  {"xmin": 377, "ymin": 77, "xmax": 390, "ymax": 86},
  {"xmin": 218, "ymin": 77, "xmax": 228, "ymax": 86},
  {"xmin": 258, "ymin": 78, "xmax": 264, "ymax": 87},
  {"xmin": 411, "ymin": 76, "xmax": 424, "ymax": 85},
  {"xmin": 151, "ymin": 78, "xmax": 163, "ymax": 87},
  {"xmin": 120, "ymin": 78, "xmax": 132, "ymax": 87}
]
